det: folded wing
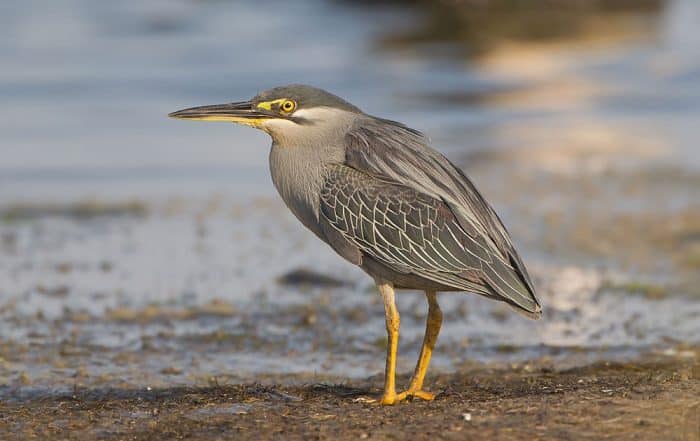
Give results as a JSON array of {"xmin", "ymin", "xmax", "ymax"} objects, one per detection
[{"xmin": 317, "ymin": 116, "xmax": 541, "ymax": 318}]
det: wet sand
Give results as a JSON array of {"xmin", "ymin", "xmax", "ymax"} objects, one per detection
[{"xmin": 2, "ymin": 352, "xmax": 697, "ymax": 440}]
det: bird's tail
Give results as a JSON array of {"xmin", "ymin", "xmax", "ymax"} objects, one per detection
[{"xmin": 483, "ymin": 258, "xmax": 542, "ymax": 319}]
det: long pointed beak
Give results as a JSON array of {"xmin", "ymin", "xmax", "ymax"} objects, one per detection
[{"xmin": 168, "ymin": 101, "xmax": 272, "ymax": 126}]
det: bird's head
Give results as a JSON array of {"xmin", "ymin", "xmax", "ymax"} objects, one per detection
[{"xmin": 169, "ymin": 84, "xmax": 361, "ymax": 145}]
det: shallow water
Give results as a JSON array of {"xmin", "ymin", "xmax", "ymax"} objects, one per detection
[
  {"xmin": 3, "ymin": 0, "xmax": 700, "ymax": 202},
  {"xmin": 1, "ymin": 0, "xmax": 699, "ymax": 396},
  {"xmin": 0, "ymin": 197, "xmax": 697, "ymax": 395}
]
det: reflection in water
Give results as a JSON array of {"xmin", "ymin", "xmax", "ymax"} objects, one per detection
[
  {"xmin": 352, "ymin": 0, "xmax": 699, "ymax": 174},
  {"xmin": 364, "ymin": 0, "xmax": 666, "ymax": 57}
]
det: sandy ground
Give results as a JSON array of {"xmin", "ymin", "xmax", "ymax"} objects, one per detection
[{"xmin": 1, "ymin": 352, "xmax": 697, "ymax": 441}]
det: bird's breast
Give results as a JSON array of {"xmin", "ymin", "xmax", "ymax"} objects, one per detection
[{"xmin": 269, "ymin": 144, "xmax": 328, "ymax": 239}]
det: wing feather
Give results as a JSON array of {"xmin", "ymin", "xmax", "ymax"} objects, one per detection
[{"xmin": 327, "ymin": 117, "xmax": 542, "ymax": 317}]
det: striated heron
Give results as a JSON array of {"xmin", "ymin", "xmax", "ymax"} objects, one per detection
[{"xmin": 169, "ymin": 85, "xmax": 542, "ymax": 405}]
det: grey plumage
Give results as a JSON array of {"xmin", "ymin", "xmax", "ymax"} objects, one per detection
[
  {"xmin": 319, "ymin": 116, "xmax": 541, "ymax": 317},
  {"xmin": 255, "ymin": 84, "xmax": 362, "ymax": 114},
  {"xmin": 169, "ymin": 84, "xmax": 543, "ymax": 405},
  {"xmin": 171, "ymin": 84, "xmax": 541, "ymax": 318}
]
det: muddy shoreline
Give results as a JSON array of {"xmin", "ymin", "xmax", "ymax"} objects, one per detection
[{"xmin": 2, "ymin": 353, "xmax": 697, "ymax": 440}]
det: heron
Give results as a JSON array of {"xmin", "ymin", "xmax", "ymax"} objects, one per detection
[{"xmin": 169, "ymin": 85, "xmax": 542, "ymax": 405}]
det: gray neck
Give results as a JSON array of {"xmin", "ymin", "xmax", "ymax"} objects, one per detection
[
  {"xmin": 266, "ymin": 107, "xmax": 355, "ymax": 238},
  {"xmin": 268, "ymin": 139, "xmax": 345, "ymax": 240}
]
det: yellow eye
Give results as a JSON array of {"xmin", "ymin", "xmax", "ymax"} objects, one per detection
[{"xmin": 280, "ymin": 100, "xmax": 296, "ymax": 113}]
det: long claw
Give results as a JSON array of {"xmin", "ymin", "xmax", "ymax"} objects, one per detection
[{"xmin": 403, "ymin": 389, "xmax": 435, "ymax": 401}]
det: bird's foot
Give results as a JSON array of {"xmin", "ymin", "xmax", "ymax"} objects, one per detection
[
  {"xmin": 379, "ymin": 391, "xmax": 407, "ymax": 405},
  {"xmin": 355, "ymin": 391, "xmax": 407, "ymax": 405},
  {"xmin": 400, "ymin": 389, "xmax": 435, "ymax": 401},
  {"xmin": 355, "ymin": 389, "xmax": 435, "ymax": 405},
  {"xmin": 377, "ymin": 389, "xmax": 434, "ymax": 405}
]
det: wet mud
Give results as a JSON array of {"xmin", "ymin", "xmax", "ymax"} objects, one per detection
[{"xmin": 1, "ymin": 353, "xmax": 697, "ymax": 440}]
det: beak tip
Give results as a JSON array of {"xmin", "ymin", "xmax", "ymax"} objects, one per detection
[{"xmin": 166, "ymin": 101, "xmax": 260, "ymax": 123}]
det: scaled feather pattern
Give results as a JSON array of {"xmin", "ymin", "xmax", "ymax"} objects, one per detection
[{"xmin": 319, "ymin": 116, "xmax": 542, "ymax": 317}]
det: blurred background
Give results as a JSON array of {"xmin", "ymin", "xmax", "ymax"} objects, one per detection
[{"xmin": 0, "ymin": 0, "xmax": 698, "ymax": 395}]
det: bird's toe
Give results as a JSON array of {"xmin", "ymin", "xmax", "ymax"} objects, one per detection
[
  {"xmin": 402, "ymin": 389, "xmax": 436, "ymax": 401},
  {"xmin": 378, "ymin": 391, "xmax": 408, "ymax": 406}
]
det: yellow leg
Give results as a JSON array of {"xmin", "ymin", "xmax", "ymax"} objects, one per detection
[
  {"xmin": 376, "ymin": 280, "xmax": 403, "ymax": 405},
  {"xmin": 402, "ymin": 291, "xmax": 442, "ymax": 401}
]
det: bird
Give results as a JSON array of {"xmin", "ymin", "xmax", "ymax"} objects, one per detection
[{"xmin": 169, "ymin": 85, "xmax": 542, "ymax": 405}]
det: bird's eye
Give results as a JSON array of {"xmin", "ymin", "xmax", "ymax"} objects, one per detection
[{"xmin": 280, "ymin": 100, "xmax": 296, "ymax": 113}]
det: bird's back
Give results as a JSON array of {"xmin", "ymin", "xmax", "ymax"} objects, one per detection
[{"xmin": 317, "ymin": 115, "xmax": 542, "ymax": 318}]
